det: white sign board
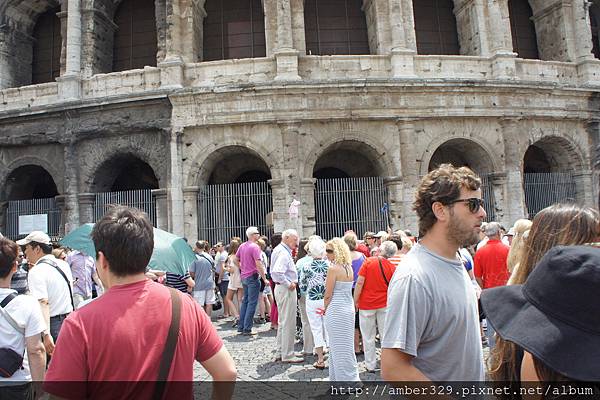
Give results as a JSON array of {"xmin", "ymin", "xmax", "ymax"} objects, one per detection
[{"xmin": 18, "ymin": 214, "xmax": 48, "ymax": 235}]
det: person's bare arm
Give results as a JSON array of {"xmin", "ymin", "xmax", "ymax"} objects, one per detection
[
  {"xmin": 255, "ymin": 259, "xmax": 267, "ymax": 282},
  {"xmin": 39, "ymin": 300, "xmax": 55, "ymax": 355},
  {"xmin": 353, "ymin": 276, "xmax": 365, "ymax": 309},
  {"xmin": 200, "ymin": 347, "xmax": 237, "ymax": 400},
  {"xmin": 381, "ymin": 348, "xmax": 430, "ymax": 382},
  {"xmin": 475, "ymin": 277, "xmax": 483, "ymax": 288},
  {"xmin": 323, "ymin": 266, "xmax": 337, "ymax": 311},
  {"xmin": 26, "ymin": 334, "xmax": 46, "ymax": 399},
  {"xmin": 185, "ymin": 276, "xmax": 195, "ymax": 291}
]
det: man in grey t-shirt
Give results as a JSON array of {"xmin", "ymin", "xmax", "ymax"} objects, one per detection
[
  {"xmin": 381, "ymin": 164, "xmax": 485, "ymax": 382},
  {"xmin": 189, "ymin": 241, "xmax": 215, "ymax": 315}
]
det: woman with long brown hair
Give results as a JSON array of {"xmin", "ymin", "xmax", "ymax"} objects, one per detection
[
  {"xmin": 223, "ymin": 239, "xmax": 243, "ymax": 327},
  {"xmin": 488, "ymin": 203, "xmax": 600, "ymax": 387}
]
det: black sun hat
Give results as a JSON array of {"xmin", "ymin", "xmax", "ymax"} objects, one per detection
[{"xmin": 481, "ymin": 245, "xmax": 600, "ymax": 381}]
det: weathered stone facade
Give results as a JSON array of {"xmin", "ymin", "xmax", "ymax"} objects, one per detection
[{"xmin": 1, "ymin": 0, "xmax": 599, "ymax": 241}]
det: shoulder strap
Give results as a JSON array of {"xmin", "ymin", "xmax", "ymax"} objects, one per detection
[
  {"xmin": 0, "ymin": 294, "xmax": 25, "ymax": 335},
  {"xmin": 153, "ymin": 288, "xmax": 181, "ymax": 400},
  {"xmin": 38, "ymin": 259, "xmax": 75, "ymax": 311},
  {"xmin": 377, "ymin": 257, "xmax": 390, "ymax": 286},
  {"xmin": 199, "ymin": 254, "xmax": 214, "ymax": 266}
]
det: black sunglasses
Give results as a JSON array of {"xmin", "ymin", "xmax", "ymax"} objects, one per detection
[
  {"xmin": 448, "ymin": 198, "xmax": 484, "ymax": 213},
  {"xmin": 326, "ymin": 249, "xmax": 334, "ymax": 254}
]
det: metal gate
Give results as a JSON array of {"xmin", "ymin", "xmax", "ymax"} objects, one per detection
[
  {"xmin": 93, "ymin": 189, "xmax": 156, "ymax": 226},
  {"xmin": 197, "ymin": 181, "xmax": 272, "ymax": 245},
  {"xmin": 315, "ymin": 177, "xmax": 389, "ymax": 240},
  {"xmin": 5, "ymin": 197, "xmax": 61, "ymax": 240},
  {"xmin": 524, "ymin": 172, "xmax": 577, "ymax": 218},
  {"xmin": 480, "ymin": 174, "xmax": 496, "ymax": 222}
]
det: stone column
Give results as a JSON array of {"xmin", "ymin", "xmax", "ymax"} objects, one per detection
[
  {"xmin": 397, "ymin": 118, "xmax": 420, "ymax": 234},
  {"xmin": 573, "ymin": 170, "xmax": 595, "ymax": 208},
  {"xmin": 159, "ymin": 0, "xmax": 188, "ymax": 88},
  {"xmin": 300, "ymin": 178, "xmax": 317, "ymax": 237},
  {"xmin": 453, "ymin": 0, "xmax": 487, "ymax": 56},
  {"xmin": 152, "ymin": 189, "xmax": 169, "ymax": 230},
  {"xmin": 383, "ymin": 176, "xmax": 403, "ymax": 230},
  {"xmin": 500, "ymin": 118, "xmax": 528, "ymax": 222},
  {"xmin": 488, "ymin": 0, "xmax": 517, "ymax": 79},
  {"xmin": 168, "ymin": 128, "xmax": 185, "ymax": 236},
  {"xmin": 489, "ymin": 172, "xmax": 508, "ymax": 226},
  {"xmin": 575, "ymin": 1, "xmax": 599, "ymax": 85},
  {"xmin": 268, "ymin": 178, "xmax": 287, "ymax": 234},
  {"xmin": 274, "ymin": 0, "xmax": 300, "ymax": 80},
  {"xmin": 61, "ymin": 144, "xmax": 80, "ymax": 234},
  {"xmin": 77, "ymin": 193, "xmax": 96, "ymax": 224},
  {"xmin": 80, "ymin": 7, "xmax": 118, "ymax": 77},
  {"xmin": 390, "ymin": 0, "xmax": 417, "ymax": 77},
  {"xmin": 0, "ymin": 201, "xmax": 7, "ymax": 237},
  {"xmin": 274, "ymin": 121, "xmax": 303, "ymax": 235},
  {"xmin": 58, "ymin": 0, "xmax": 82, "ymax": 100},
  {"xmin": 0, "ymin": 29, "xmax": 34, "ymax": 88},
  {"xmin": 183, "ymin": 186, "xmax": 200, "ymax": 243}
]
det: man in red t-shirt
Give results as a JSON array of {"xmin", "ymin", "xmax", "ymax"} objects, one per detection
[
  {"xmin": 43, "ymin": 206, "xmax": 236, "ymax": 399},
  {"xmin": 474, "ymin": 222, "xmax": 510, "ymax": 290},
  {"xmin": 474, "ymin": 221, "xmax": 510, "ymax": 349},
  {"xmin": 353, "ymin": 241, "xmax": 397, "ymax": 372}
]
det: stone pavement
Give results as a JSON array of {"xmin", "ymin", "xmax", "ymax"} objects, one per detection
[{"xmin": 193, "ymin": 316, "xmax": 383, "ymax": 382}]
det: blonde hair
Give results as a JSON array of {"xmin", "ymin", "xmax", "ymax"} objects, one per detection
[
  {"xmin": 506, "ymin": 219, "xmax": 532, "ymax": 273},
  {"xmin": 326, "ymin": 238, "xmax": 352, "ymax": 266}
]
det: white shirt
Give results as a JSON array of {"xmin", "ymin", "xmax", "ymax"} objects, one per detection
[
  {"xmin": 28, "ymin": 255, "xmax": 74, "ymax": 317},
  {"xmin": 0, "ymin": 288, "xmax": 46, "ymax": 384}
]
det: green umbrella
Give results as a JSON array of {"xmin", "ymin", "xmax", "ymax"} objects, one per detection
[{"xmin": 60, "ymin": 224, "xmax": 195, "ymax": 276}]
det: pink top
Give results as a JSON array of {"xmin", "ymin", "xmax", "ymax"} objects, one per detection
[{"xmin": 236, "ymin": 241, "xmax": 262, "ymax": 279}]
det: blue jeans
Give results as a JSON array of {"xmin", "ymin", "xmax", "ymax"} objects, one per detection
[{"xmin": 239, "ymin": 273, "xmax": 260, "ymax": 333}]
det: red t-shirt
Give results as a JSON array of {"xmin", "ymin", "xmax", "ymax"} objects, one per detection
[
  {"xmin": 44, "ymin": 279, "xmax": 223, "ymax": 399},
  {"xmin": 474, "ymin": 239, "xmax": 510, "ymax": 289},
  {"xmin": 357, "ymin": 257, "xmax": 396, "ymax": 310},
  {"xmin": 356, "ymin": 243, "xmax": 371, "ymax": 259}
]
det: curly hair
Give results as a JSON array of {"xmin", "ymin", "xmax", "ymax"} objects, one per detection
[
  {"xmin": 326, "ymin": 238, "xmax": 352, "ymax": 266},
  {"xmin": 413, "ymin": 163, "xmax": 481, "ymax": 236},
  {"xmin": 506, "ymin": 219, "xmax": 532, "ymax": 273}
]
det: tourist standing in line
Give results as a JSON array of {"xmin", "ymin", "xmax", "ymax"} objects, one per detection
[
  {"xmin": 224, "ymin": 239, "xmax": 242, "ymax": 327},
  {"xmin": 381, "ymin": 164, "xmax": 485, "ymax": 382}
]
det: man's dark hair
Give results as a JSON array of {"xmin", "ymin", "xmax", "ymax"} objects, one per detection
[
  {"xmin": 28, "ymin": 241, "xmax": 52, "ymax": 255},
  {"xmin": 271, "ymin": 233, "xmax": 282, "ymax": 248},
  {"xmin": 91, "ymin": 206, "xmax": 154, "ymax": 277},
  {"xmin": 388, "ymin": 234, "xmax": 404, "ymax": 250},
  {"xmin": 413, "ymin": 163, "xmax": 481, "ymax": 236},
  {"xmin": 0, "ymin": 237, "xmax": 19, "ymax": 279}
]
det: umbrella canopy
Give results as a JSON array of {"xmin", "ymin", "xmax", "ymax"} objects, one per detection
[{"xmin": 60, "ymin": 224, "xmax": 195, "ymax": 276}]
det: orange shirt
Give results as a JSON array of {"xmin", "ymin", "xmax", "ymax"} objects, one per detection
[
  {"xmin": 357, "ymin": 257, "xmax": 396, "ymax": 310},
  {"xmin": 474, "ymin": 239, "xmax": 510, "ymax": 289}
]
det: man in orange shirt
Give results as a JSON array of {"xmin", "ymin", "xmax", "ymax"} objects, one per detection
[{"xmin": 474, "ymin": 221, "xmax": 510, "ymax": 348}]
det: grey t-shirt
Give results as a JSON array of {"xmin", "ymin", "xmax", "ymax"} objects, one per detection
[
  {"xmin": 382, "ymin": 243, "xmax": 485, "ymax": 382},
  {"xmin": 189, "ymin": 253, "xmax": 214, "ymax": 291},
  {"xmin": 215, "ymin": 251, "xmax": 229, "ymax": 281}
]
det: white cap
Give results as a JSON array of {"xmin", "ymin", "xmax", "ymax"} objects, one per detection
[
  {"xmin": 16, "ymin": 231, "xmax": 51, "ymax": 246},
  {"xmin": 373, "ymin": 231, "xmax": 387, "ymax": 238},
  {"xmin": 245, "ymin": 226, "xmax": 260, "ymax": 237}
]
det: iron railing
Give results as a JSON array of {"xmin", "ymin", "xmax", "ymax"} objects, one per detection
[
  {"xmin": 524, "ymin": 172, "xmax": 577, "ymax": 218},
  {"xmin": 93, "ymin": 189, "xmax": 156, "ymax": 226},
  {"xmin": 5, "ymin": 197, "xmax": 61, "ymax": 240}
]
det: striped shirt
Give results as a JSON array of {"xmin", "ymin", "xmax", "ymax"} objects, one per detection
[
  {"xmin": 387, "ymin": 254, "xmax": 404, "ymax": 267},
  {"xmin": 165, "ymin": 272, "xmax": 191, "ymax": 293},
  {"xmin": 10, "ymin": 265, "xmax": 29, "ymax": 295}
]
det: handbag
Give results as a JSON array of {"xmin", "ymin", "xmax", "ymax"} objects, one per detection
[{"xmin": 0, "ymin": 293, "xmax": 25, "ymax": 378}]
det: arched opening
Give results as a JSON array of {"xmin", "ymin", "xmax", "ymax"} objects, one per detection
[
  {"xmin": 590, "ymin": 2, "xmax": 600, "ymax": 59},
  {"xmin": 92, "ymin": 154, "xmax": 159, "ymax": 192},
  {"xmin": 202, "ymin": 0, "xmax": 266, "ymax": 61},
  {"xmin": 304, "ymin": 0, "xmax": 370, "ymax": 55},
  {"xmin": 412, "ymin": 0, "xmax": 460, "ymax": 55},
  {"xmin": 32, "ymin": 7, "xmax": 61, "ymax": 84},
  {"xmin": 523, "ymin": 137, "xmax": 581, "ymax": 217},
  {"xmin": 508, "ymin": 0, "xmax": 539, "ymax": 59},
  {"xmin": 3, "ymin": 165, "xmax": 59, "ymax": 201},
  {"xmin": 2, "ymin": 165, "xmax": 60, "ymax": 240},
  {"xmin": 313, "ymin": 141, "xmax": 382, "ymax": 179},
  {"xmin": 197, "ymin": 146, "xmax": 273, "ymax": 243},
  {"xmin": 112, "ymin": 0, "xmax": 157, "ymax": 72},
  {"xmin": 312, "ymin": 141, "xmax": 388, "ymax": 239},
  {"xmin": 428, "ymin": 139, "xmax": 496, "ymax": 220}
]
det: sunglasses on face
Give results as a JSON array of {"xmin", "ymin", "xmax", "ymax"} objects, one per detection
[
  {"xmin": 448, "ymin": 198, "xmax": 484, "ymax": 213},
  {"xmin": 326, "ymin": 249, "xmax": 334, "ymax": 254}
]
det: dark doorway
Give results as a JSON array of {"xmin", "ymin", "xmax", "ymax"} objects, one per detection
[
  {"xmin": 4, "ymin": 165, "xmax": 59, "ymax": 201},
  {"xmin": 412, "ymin": 0, "xmax": 460, "ymax": 55},
  {"xmin": 32, "ymin": 8, "xmax": 61, "ymax": 84},
  {"xmin": 590, "ymin": 3, "xmax": 600, "ymax": 59},
  {"xmin": 508, "ymin": 0, "xmax": 539, "ymax": 59},
  {"xmin": 113, "ymin": 0, "xmax": 158, "ymax": 71}
]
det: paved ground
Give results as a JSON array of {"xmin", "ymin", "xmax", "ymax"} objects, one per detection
[{"xmin": 193, "ymin": 316, "xmax": 383, "ymax": 382}]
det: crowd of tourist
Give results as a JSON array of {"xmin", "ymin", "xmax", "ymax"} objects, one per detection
[{"xmin": 0, "ymin": 163, "xmax": 599, "ymax": 399}]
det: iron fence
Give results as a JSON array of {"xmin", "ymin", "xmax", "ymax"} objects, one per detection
[
  {"xmin": 314, "ymin": 177, "xmax": 389, "ymax": 240},
  {"xmin": 479, "ymin": 174, "xmax": 496, "ymax": 222},
  {"xmin": 524, "ymin": 172, "xmax": 577, "ymax": 218},
  {"xmin": 5, "ymin": 197, "xmax": 61, "ymax": 240},
  {"xmin": 93, "ymin": 189, "xmax": 156, "ymax": 226},
  {"xmin": 197, "ymin": 181, "xmax": 273, "ymax": 245}
]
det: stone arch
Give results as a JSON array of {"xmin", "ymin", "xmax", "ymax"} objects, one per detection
[
  {"xmin": 523, "ymin": 135, "xmax": 585, "ymax": 173},
  {"xmin": 89, "ymin": 152, "xmax": 160, "ymax": 193},
  {"xmin": 420, "ymin": 136, "xmax": 499, "ymax": 177},
  {"xmin": 0, "ymin": 156, "xmax": 63, "ymax": 202},
  {"xmin": 304, "ymin": 135, "xmax": 397, "ymax": 179},
  {"xmin": 187, "ymin": 142, "xmax": 278, "ymax": 187}
]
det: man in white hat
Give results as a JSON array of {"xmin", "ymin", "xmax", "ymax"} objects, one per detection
[{"xmin": 17, "ymin": 231, "xmax": 74, "ymax": 355}]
